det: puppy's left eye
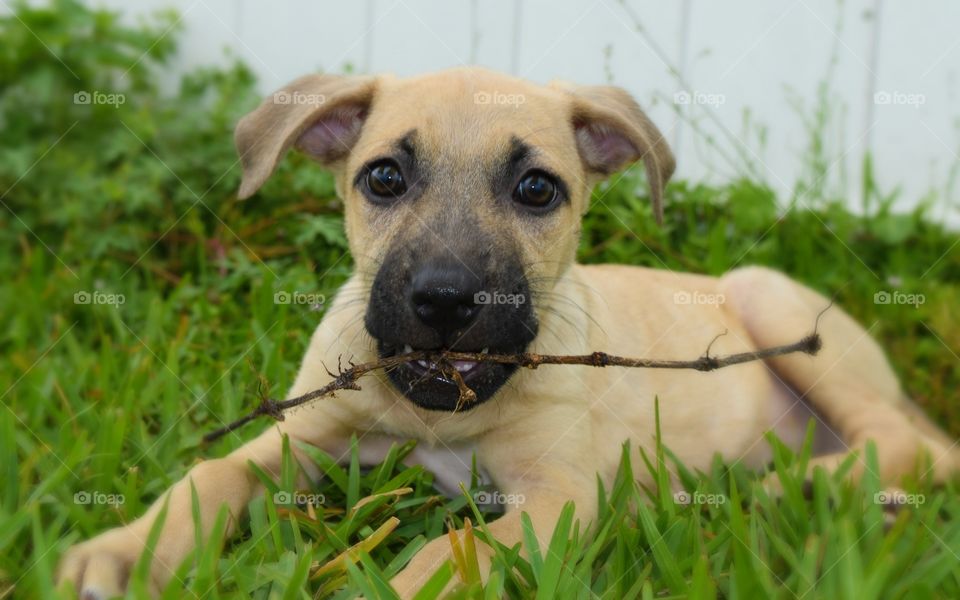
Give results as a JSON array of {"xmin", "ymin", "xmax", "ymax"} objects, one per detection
[
  {"xmin": 513, "ymin": 171, "xmax": 558, "ymax": 210},
  {"xmin": 366, "ymin": 160, "xmax": 407, "ymax": 198}
]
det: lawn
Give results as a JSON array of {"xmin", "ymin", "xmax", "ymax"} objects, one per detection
[{"xmin": 2, "ymin": 1, "xmax": 960, "ymax": 598}]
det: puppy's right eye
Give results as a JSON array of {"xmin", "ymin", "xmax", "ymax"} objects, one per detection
[
  {"xmin": 513, "ymin": 170, "xmax": 558, "ymax": 211},
  {"xmin": 366, "ymin": 161, "xmax": 407, "ymax": 198}
]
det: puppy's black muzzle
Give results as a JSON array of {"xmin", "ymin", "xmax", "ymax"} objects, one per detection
[{"xmin": 365, "ymin": 236, "xmax": 537, "ymax": 411}]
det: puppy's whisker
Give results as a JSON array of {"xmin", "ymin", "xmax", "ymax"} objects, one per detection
[
  {"xmin": 531, "ymin": 289, "xmax": 607, "ymax": 338},
  {"xmin": 339, "ymin": 318, "xmax": 376, "ymax": 355},
  {"xmin": 537, "ymin": 306, "xmax": 588, "ymax": 349},
  {"xmin": 323, "ymin": 298, "xmax": 366, "ymax": 317},
  {"xmin": 322, "ymin": 312, "xmax": 373, "ymax": 357},
  {"xmin": 532, "ymin": 292, "xmax": 592, "ymax": 326},
  {"xmin": 527, "ymin": 273, "xmax": 607, "ymax": 298},
  {"xmin": 533, "ymin": 321, "xmax": 572, "ymax": 351}
]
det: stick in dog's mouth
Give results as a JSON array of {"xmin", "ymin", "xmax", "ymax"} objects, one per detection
[
  {"xmin": 203, "ymin": 318, "xmax": 826, "ymax": 443},
  {"xmin": 398, "ymin": 345, "xmax": 490, "ymax": 378}
]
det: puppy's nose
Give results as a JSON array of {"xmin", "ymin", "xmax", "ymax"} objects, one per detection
[{"xmin": 410, "ymin": 264, "xmax": 483, "ymax": 340}]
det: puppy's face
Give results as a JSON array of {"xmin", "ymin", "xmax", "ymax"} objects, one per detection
[{"xmin": 236, "ymin": 67, "xmax": 673, "ymax": 411}]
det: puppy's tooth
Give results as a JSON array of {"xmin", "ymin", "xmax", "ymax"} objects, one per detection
[
  {"xmin": 403, "ymin": 344, "xmax": 413, "ymax": 354},
  {"xmin": 481, "ymin": 347, "xmax": 489, "ymax": 354}
]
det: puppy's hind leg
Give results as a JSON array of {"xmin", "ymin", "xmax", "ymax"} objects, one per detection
[{"xmin": 719, "ymin": 266, "xmax": 959, "ymax": 484}]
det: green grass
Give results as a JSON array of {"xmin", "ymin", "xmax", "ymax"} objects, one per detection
[{"xmin": 3, "ymin": 1, "xmax": 960, "ymax": 598}]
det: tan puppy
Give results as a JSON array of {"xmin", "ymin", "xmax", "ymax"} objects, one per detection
[{"xmin": 59, "ymin": 67, "xmax": 959, "ymax": 598}]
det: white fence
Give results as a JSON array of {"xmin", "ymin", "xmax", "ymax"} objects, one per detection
[{"xmin": 83, "ymin": 1, "xmax": 960, "ymax": 218}]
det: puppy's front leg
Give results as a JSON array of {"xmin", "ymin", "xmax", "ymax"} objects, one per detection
[
  {"xmin": 390, "ymin": 419, "xmax": 597, "ymax": 597},
  {"xmin": 58, "ymin": 416, "xmax": 347, "ymax": 598}
]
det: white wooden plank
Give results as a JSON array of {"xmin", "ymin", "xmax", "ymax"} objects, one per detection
[{"xmin": 71, "ymin": 0, "xmax": 960, "ymax": 216}]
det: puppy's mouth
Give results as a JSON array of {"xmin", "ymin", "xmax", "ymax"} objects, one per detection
[
  {"xmin": 377, "ymin": 341, "xmax": 520, "ymax": 411},
  {"xmin": 398, "ymin": 344, "xmax": 489, "ymax": 380}
]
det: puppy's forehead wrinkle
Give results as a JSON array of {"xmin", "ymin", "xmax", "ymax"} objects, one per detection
[
  {"xmin": 488, "ymin": 136, "xmax": 534, "ymax": 179},
  {"xmin": 396, "ymin": 129, "xmax": 417, "ymax": 158},
  {"xmin": 371, "ymin": 81, "xmax": 563, "ymax": 163},
  {"xmin": 508, "ymin": 136, "xmax": 534, "ymax": 162}
]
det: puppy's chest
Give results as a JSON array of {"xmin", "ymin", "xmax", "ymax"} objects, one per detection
[
  {"xmin": 406, "ymin": 441, "xmax": 491, "ymax": 497},
  {"xmin": 352, "ymin": 435, "xmax": 496, "ymax": 502}
]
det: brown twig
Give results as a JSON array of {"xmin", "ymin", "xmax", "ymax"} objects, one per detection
[{"xmin": 203, "ymin": 326, "xmax": 823, "ymax": 443}]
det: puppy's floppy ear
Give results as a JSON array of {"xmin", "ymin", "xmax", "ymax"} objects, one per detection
[
  {"xmin": 235, "ymin": 74, "xmax": 378, "ymax": 199},
  {"xmin": 557, "ymin": 83, "xmax": 675, "ymax": 224}
]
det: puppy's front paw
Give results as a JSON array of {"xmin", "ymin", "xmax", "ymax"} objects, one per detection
[
  {"xmin": 389, "ymin": 542, "xmax": 456, "ymax": 599},
  {"xmin": 57, "ymin": 527, "xmax": 157, "ymax": 599}
]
